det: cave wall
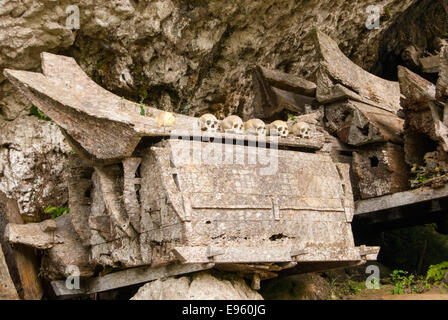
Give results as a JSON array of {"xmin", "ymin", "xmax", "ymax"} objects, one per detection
[
  {"xmin": 0, "ymin": 0, "xmax": 417, "ymax": 218},
  {"xmin": 373, "ymin": 0, "xmax": 448, "ymax": 81}
]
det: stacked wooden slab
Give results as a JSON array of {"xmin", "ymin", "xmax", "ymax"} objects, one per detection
[{"xmin": 313, "ymin": 29, "xmax": 408, "ymax": 199}]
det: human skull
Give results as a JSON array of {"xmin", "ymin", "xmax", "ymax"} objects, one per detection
[
  {"xmin": 221, "ymin": 115, "xmax": 244, "ymax": 134},
  {"xmin": 268, "ymin": 120, "xmax": 289, "ymax": 138},
  {"xmin": 200, "ymin": 113, "xmax": 219, "ymax": 132},
  {"xmin": 292, "ymin": 121, "xmax": 312, "ymax": 139},
  {"xmin": 244, "ymin": 118, "xmax": 266, "ymax": 136},
  {"xmin": 155, "ymin": 111, "xmax": 176, "ymax": 128}
]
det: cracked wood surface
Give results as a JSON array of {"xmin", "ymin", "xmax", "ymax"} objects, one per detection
[{"xmin": 314, "ymin": 29, "xmax": 402, "ymax": 115}]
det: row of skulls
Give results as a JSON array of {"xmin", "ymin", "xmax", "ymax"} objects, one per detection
[{"xmin": 200, "ymin": 114, "xmax": 314, "ymax": 139}]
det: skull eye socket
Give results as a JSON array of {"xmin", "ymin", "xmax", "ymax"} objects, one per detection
[
  {"xmin": 206, "ymin": 120, "xmax": 212, "ymax": 125},
  {"xmin": 234, "ymin": 123, "xmax": 240, "ymax": 129}
]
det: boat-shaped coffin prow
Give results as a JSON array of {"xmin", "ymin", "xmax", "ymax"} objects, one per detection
[
  {"xmin": 313, "ymin": 29, "xmax": 402, "ymax": 114},
  {"xmin": 4, "ymin": 68, "xmax": 145, "ymax": 160}
]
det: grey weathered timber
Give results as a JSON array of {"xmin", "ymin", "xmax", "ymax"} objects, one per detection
[
  {"xmin": 5, "ymin": 220, "xmax": 56, "ymax": 250},
  {"xmin": 420, "ymin": 55, "xmax": 441, "ymax": 74},
  {"xmin": 0, "ymin": 192, "xmax": 43, "ymax": 300},
  {"xmin": 173, "ymin": 247, "xmax": 294, "ymax": 264},
  {"xmin": 67, "ymin": 156, "xmax": 93, "ymax": 246},
  {"xmin": 353, "ymin": 143, "xmax": 408, "ymax": 199},
  {"xmin": 51, "ymin": 263, "xmax": 215, "ymax": 296},
  {"xmin": 82, "ymin": 138, "xmax": 372, "ymax": 269},
  {"xmin": 252, "ymin": 65, "xmax": 317, "ymax": 119},
  {"xmin": 325, "ymin": 99, "xmax": 404, "ymax": 146},
  {"xmin": 0, "ymin": 246, "xmax": 19, "ymax": 300},
  {"xmin": 174, "ymin": 245, "xmax": 378, "ymax": 264},
  {"xmin": 6, "ymin": 214, "xmax": 95, "ymax": 280},
  {"xmin": 313, "ymin": 29, "xmax": 402, "ymax": 114},
  {"xmin": 257, "ymin": 66, "xmax": 317, "ymax": 96},
  {"xmin": 398, "ymin": 65, "xmax": 436, "ymax": 105},
  {"xmin": 437, "ymin": 47, "xmax": 448, "ymax": 103},
  {"xmin": 398, "ymin": 66, "xmax": 448, "ymax": 156},
  {"xmin": 355, "ymin": 183, "xmax": 448, "ymax": 215},
  {"xmin": 317, "ymin": 83, "xmax": 394, "ymax": 111}
]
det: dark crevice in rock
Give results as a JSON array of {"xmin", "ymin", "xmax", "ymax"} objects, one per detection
[{"xmin": 373, "ymin": 0, "xmax": 448, "ymax": 82}]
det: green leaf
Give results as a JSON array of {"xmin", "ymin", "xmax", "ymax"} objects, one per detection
[
  {"xmin": 426, "ymin": 262, "xmax": 448, "ymax": 284},
  {"xmin": 30, "ymin": 105, "xmax": 51, "ymax": 121},
  {"xmin": 45, "ymin": 206, "xmax": 69, "ymax": 219}
]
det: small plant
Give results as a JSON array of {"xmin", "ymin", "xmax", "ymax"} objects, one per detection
[
  {"xmin": 288, "ymin": 114, "xmax": 296, "ymax": 122},
  {"xmin": 44, "ymin": 206, "xmax": 69, "ymax": 219},
  {"xmin": 337, "ymin": 280, "xmax": 366, "ymax": 298},
  {"xmin": 30, "ymin": 105, "xmax": 51, "ymax": 121},
  {"xmin": 426, "ymin": 262, "xmax": 448, "ymax": 285},
  {"xmin": 390, "ymin": 270, "xmax": 415, "ymax": 295},
  {"xmin": 140, "ymin": 104, "xmax": 145, "ymax": 116},
  {"xmin": 327, "ymin": 276, "xmax": 339, "ymax": 300}
]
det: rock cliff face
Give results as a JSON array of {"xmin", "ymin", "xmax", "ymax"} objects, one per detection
[
  {"xmin": 130, "ymin": 271, "xmax": 263, "ymax": 300},
  {"xmin": 0, "ymin": 0, "xmax": 419, "ymax": 217}
]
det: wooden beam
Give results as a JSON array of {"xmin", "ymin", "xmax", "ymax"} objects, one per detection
[
  {"xmin": 355, "ymin": 184, "xmax": 448, "ymax": 215},
  {"xmin": 51, "ymin": 263, "xmax": 214, "ymax": 296},
  {"xmin": 0, "ymin": 246, "xmax": 19, "ymax": 300},
  {"xmin": 257, "ymin": 66, "xmax": 317, "ymax": 96},
  {"xmin": 0, "ymin": 192, "xmax": 43, "ymax": 300}
]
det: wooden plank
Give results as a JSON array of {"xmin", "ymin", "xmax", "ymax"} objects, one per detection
[
  {"xmin": 0, "ymin": 246, "xmax": 19, "ymax": 300},
  {"xmin": 173, "ymin": 247, "xmax": 293, "ymax": 264},
  {"xmin": 437, "ymin": 46, "xmax": 448, "ymax": 103},
  {"xmin": 51, "ymin": 263, "xmax": 214, "ymax": 296},
  {"xmin": 0, "ymin": 192, "xmax": 43, "ymax": 300},
  {"xmin": 257, "ymin": 66, "xmax": 317, "ymax": 96},
  {"xmin": 355, "ymin": 184, "xmax": 448, "ymax": 215},
  {"xmin": 294, "ymin": 246, "xmax": 379, "ymax": 262}
]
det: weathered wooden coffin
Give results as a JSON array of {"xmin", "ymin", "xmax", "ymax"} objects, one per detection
[
  {"xmin": 83, "ymin": 139, "xmax": 368, "ymax": 267},
  {"xmin": 313, "ymin": 29, "xmax": 402, "ymax": 115},
  {"xmin": 313, "ymin": 30, "xmax": 406, "ymax": 199},
  {"xmin": 398, "ymin": 66, "xmax": 448, "ymax": 157},
  {"xmin": 353, "ymin": 143, "xmax": 409, "ymax": 199},
  {"xmin": 3, "ymin": 52, "xmax": 379, "ymax": 295},
  {"xmin": 252, "ymin": 65, "xmax": 318, "ymax": 120},
  {"xmin": 325, "ymin": 99, "xmax": 404, "ymax": 147}
]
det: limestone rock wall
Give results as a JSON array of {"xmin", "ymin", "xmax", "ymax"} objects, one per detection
[
  {"xmin": 0, "ymin": 117, "xmax": 71, "ymax": 217},
  {"xmin": 0, "ymin": 0, "xmax": 417, "ymax": 217},
  {"xmin": 130, "ymin": 271, "xmax": 263, "ymax": 300}
]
